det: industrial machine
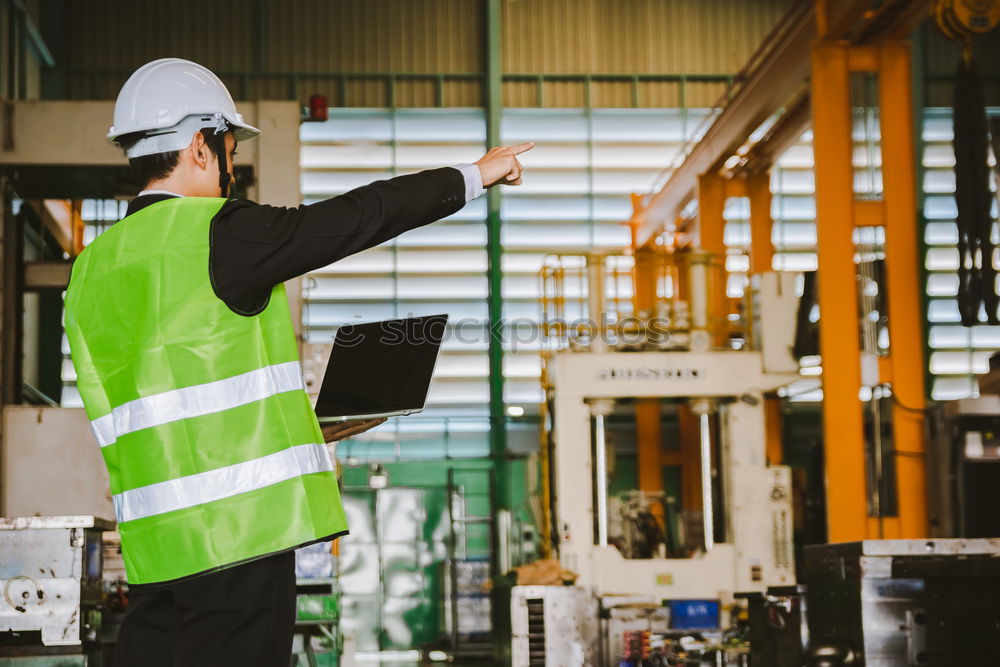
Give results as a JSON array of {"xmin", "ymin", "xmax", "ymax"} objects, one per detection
[
  {"xmin": 600, "ymin": 598, "xmax": 671, "ymax": 666},
  {"xmin": 803, "ymin": 539, "xmax": 1000, "ymax": 667},
  {"xmin": 928, "ymin": 396, "xmax": 1000, "ymax": 538},
  {"xmin": 540, "ymin": 252, "xmax": 798, "ymax": 606},
  {"xmin": 500, "ymin": 585, "xmax": 599, "ymax": 667},
  {"xmin": 0, "ymin": 516, "xmax": 114, "ymax": 665},
  {"xmin": 737, "ymin": 585, "xmax": 808, "ymax": 667}
]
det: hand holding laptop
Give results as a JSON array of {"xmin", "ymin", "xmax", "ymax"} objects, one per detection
[{"xmin": 321, "ymin": 418, "xmax": 387, "ymax": 443}]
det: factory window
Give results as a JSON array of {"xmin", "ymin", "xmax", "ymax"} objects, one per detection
[
  {"xmin": 771, "ymin": 132, "xmax": 819, "ymax": 274},
  {"xmin": 300, "ymin": 108, "xmax": 831, "ymax": 457},
  {"xmin": 710, "ymin": 132, "xmax": 820, "ymax": 299},
  {"xmin": 300, "ymin": 109, "xmax": 492, "ymax": 462},
  {"xmin": 499, "ymin": 108, "xmax": 717, "ymax": 407},
  {"xmin": 303, "ymin": 108, "xmax": 722, "ymax": 460}
]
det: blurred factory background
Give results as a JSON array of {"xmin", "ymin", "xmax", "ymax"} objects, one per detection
[{"xmin": 1, "ymin": 0, "xmax": 1000, "ymax": 665}]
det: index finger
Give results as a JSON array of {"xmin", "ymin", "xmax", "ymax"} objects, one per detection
[{"xmin": 511, "ymin": 142, "xmax": 535, "ymax": 155}]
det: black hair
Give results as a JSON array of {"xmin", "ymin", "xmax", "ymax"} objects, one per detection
[{"xmin": 118, "ymin": 127, "xmax": 223, "ymax": 189}]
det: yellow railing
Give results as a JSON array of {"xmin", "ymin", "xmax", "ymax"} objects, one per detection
[{"xmin": 537, "ymin": 250, "xmax": 745, "ymax": 356}]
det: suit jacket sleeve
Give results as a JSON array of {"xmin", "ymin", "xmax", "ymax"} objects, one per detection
[{"xmin": 210, "ymin": 166, "xmax": 467, "ymax": 315}]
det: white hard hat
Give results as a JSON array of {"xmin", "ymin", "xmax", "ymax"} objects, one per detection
[{"xmin": 108, "ymin": 58, "xmax": 260, "ymax": 158}]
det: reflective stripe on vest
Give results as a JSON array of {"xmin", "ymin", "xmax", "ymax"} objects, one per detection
[
  {"xmin": 113, "ymin": 442, "xmax": 334, "ymax": 523},
  {"xmin": 90, "ymin": 361, "xmax": 304, "ymax": 448},
  {"xmin": 64, "ymin": 198, "xmax": 349, "ymax": 585}
]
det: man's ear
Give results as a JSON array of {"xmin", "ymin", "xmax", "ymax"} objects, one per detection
[{"xmin": 189, "ymin": 132, "xmax": 210, "ymax": 170}]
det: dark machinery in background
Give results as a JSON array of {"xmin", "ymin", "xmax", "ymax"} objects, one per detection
[
  {"xmin": 737, "ymin": 586, "xmax": 807, "ymax": 667},
  {"xmin": 928, "ymin": 397, "xmax": 1000, "ymax": 538},
  {"xmin": 803, "ymin": 540, "xmax": 1000, "ymax": 667},
  {"xmin": 0, "ymin": 516, "xmax": 120, "ymax": 666},
  {"xmin": 608, "ymin": 491, "xmax": 685, "ymax": 561},
  {"xmin": 739, "ymin": 539, "xmax": 1000, "ymax": 667}
]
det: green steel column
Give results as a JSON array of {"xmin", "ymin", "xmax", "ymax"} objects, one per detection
[
  {"xmin": 485, "ymin": 0, "xmax": 510, "ymax": 524},
  {"xmin": 39, "ymin": 0, "xmax": 68, "ymax": 99}
]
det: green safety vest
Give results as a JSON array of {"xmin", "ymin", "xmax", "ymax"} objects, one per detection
[{"xmin": 64, "ymin": 197, "xmax": 348, "ymax": 585}]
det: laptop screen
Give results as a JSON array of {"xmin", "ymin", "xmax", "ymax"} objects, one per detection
[{"xmin": 314, "ymin": 314, "xmax": 448, "ymax": 418}]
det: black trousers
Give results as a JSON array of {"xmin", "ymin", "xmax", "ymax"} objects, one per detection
[{"xmin": 114, "ymin": 550, "xmax": 296, "ymax": 667}]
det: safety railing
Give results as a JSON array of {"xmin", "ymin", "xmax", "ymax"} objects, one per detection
[{"xmin": 537, "ymin": 250, "xmax": 746, "ymax": 358}]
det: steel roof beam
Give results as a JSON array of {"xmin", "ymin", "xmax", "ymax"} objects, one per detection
[
  {"xmin": 633, "ymin": 1, "xmax": 817, "ymax": 246},
  {"xmin": 632, "ymin": 0, "xmax": 927, "ymax": 247}
]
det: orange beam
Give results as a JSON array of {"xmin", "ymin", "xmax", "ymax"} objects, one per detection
[
  {"xmin": 632, "ymin": 1, "xmax": 817, "ymax": 246},
  {"xmin": 628, "ymin": 193, "xmax": 646, "ymax": 251},
  {"xmin": 633, "ymin": 248, "xmax": 659, "ymax": 313},
  {"xmin": 812, "ymin": 41, "xmax": 869, "ymax": 542},
  {"xmin": 854, "ymin": 200, "xmax": 886, "ymax": 227},
  {"xmin": 632, "ymin": 1, "xmax": 927, "ymax": 247},
  {"xmin": 847, "ymin": 45, "xmax": 879, "ymax": 72},
  {"xmin": 725, "ymin": 179, "xmax": 749, "ymax": 198},
  {"xmin": 878, "ymin": 40, "xmax": 928, "ymax": 538},
  {"xmin": 765, "ymin": 396, "xmax": 784, "ymax": 466},
  {"xmin": 698, "ymin": 173, "xmax": 727, "ymax": 255},
  {"xmin": 817, "ymin": 0, "xmax": 878, "ymax": 40},
  {"xmin": 877, "ymin": 356, "xmax": 895, "ymax": 384},
  {"xmin": 40, "ymin": 199, "xmax": 85, "ymax": 257},
  {"xmin": 698, "ymin": 173, "xmax": 729, "ymax": 344},
  {"xmin": 868, "ymin": 516, "xmax": 902, "ymax": 540},
  {"xmin": 72, "ymin": 201, "xmax": 84, "ymax": 255},
  {"xmin": 678, "ymin": 403, "xmax": 703, "ymax": 511},
  {"xmin": 634, "ymin": 248, "xmax": 664, "ymax": 494},
  {"xmin": 748, "ymin": 171, "xmax": 775, "ymax": 274},
  {"xmin": 671, "ymin": 262, "xmax": 704, "ymax": 512},
  {"xmin": 661, "ymin": 450, "xmax": 683, "ymax": 466},
  {"xmin": 637, "ymin": 401, "xmax": 663, "ymax": 493}
]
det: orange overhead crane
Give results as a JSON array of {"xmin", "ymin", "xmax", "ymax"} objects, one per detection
[{"xmin": 627, "ymin": 0, "xmax": 932, "ymax": 542}]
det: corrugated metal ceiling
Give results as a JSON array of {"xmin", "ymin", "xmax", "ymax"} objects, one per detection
[{"xmin": 61, "ymin": 0, "xmax": 790, "ymax": 108}]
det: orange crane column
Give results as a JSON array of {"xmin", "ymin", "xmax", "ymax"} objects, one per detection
[
  {"xmin": 671, "ymin": 248, "xmax": 703, "ymax": 513},
  {"xmin": 811, "ymin": 41, "xmax": 869, "ymax": 542},
  {"xmin": 634, "ymin": 248, "xmax": 664, "ymax": 495},
  {"xmin": 748, "ymin": 172, "xmax": 775, "ymax": 275},
  {"xmin": 678, "ymin": 401, "xmax": 703, "ymax": 512},
  {"xmin": 698, "ymin": 173, "xmax": 728, "ymax": 345},
  {"xmin": 877, "ymin": 41, "xmax": 928, "ymax": 538}
]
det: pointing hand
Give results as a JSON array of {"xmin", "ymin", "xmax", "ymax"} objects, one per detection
[{"xmin": 474, "ymin": 142, "xmax": 535, "ymax": 187}]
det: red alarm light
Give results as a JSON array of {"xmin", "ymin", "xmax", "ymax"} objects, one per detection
[{"xmin": 308, "ymin": 94, "xmax": 328, "ymax": 122}]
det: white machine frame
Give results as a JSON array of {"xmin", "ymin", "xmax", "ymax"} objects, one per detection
[{"xmin": 549, "ymin": 349, "xmax": 796, "ymax": 600}]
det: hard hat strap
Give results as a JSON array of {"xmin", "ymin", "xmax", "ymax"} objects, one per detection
[{"xmin": 213, "ymin": 126, "xmax": 232, "ymax": 199}]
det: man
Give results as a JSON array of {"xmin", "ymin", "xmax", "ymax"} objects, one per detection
[{"xmin": 63, "ymin": 58, "xmax": 532, "ymax": 666}]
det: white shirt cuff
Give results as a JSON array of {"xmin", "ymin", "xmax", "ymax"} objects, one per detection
[{"xmin": 453, "ymin": 163, "xmax": 485, "ymax": 201}]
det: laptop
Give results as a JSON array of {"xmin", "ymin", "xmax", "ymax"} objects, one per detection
[{"xmin": 314, "ymin": 314, "xmax": 448, "ymax": 423}]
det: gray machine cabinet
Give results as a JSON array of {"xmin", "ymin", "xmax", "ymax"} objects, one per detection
[
  {"xmin": 0, "ymin": 516, "xmax": 113, "ymax": 648},
  {"xmin": 509, "ymin": 586, "xmax": 599, "ymax": 667},
  {"xmin": 804, "ymin": 539, "xmax": 1000, "ymax": 667}
]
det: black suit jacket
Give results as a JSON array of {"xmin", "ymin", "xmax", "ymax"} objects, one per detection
[{"xmin": 125, "ymin": 167, "xmax": 467, "ymax": 315}]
